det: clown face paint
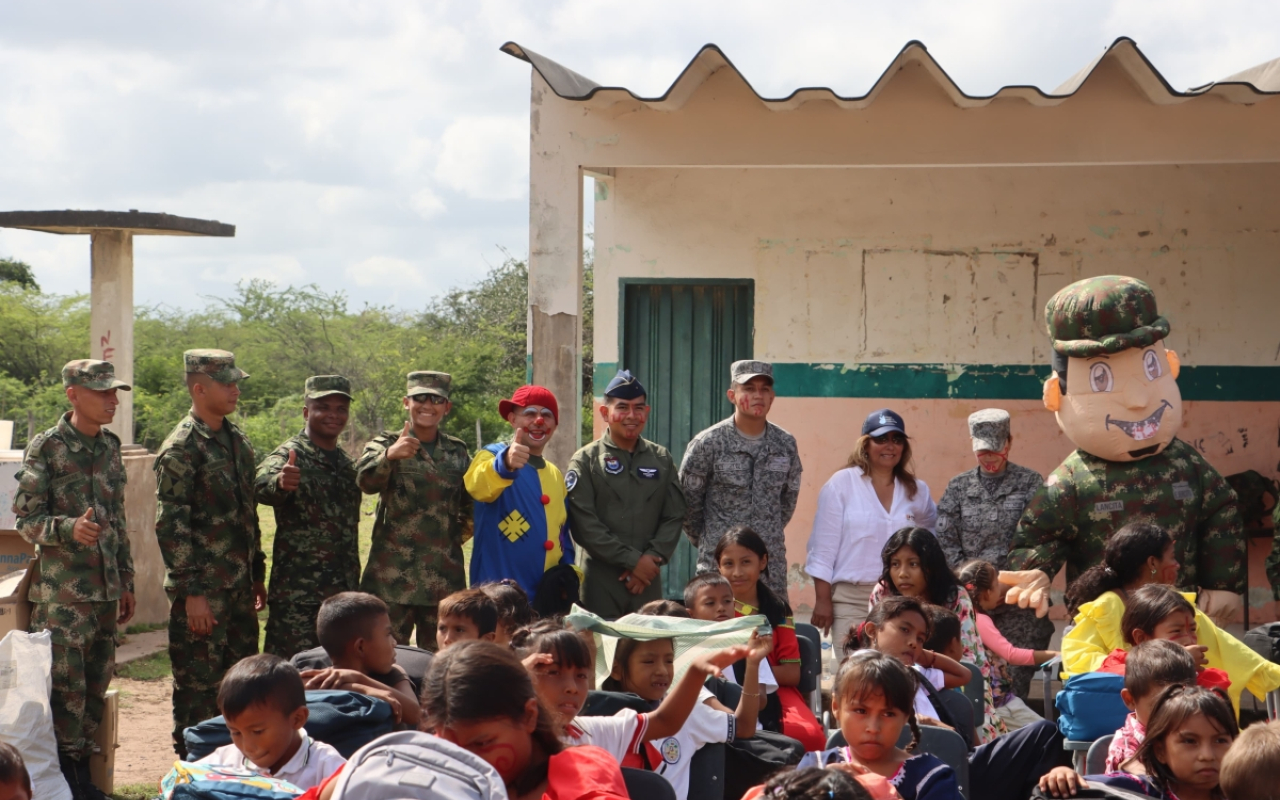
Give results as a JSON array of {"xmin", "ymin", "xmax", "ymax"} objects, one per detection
[{"xmin": 1057, "ymin": 342, "xmax": 1182, "ymax": 462}]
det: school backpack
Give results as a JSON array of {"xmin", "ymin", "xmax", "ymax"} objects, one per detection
[
  {"xmin": 161, "ymin": 763, "xmax": 303, "ymax": 799},
  {"xmin": 1055, "ymin": 672, "xmax": 1130, "ymax": 741},
  {"xmin": 1244, "ymin": 622, "xmax": 1280, "ymax": 663},
  {"xmin": 184, "ymin": 690, "xmax": 395, "ymax": 760},
  {"xmin": 328, "ymin": 731, "xmax": 507, "ymax": 800}
]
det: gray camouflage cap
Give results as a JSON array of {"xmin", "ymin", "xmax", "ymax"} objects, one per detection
[
  {"xmin": 731, "ymin": 360, "xmax": 774, "ymax": 385},
  {"xmin": 406, "ymin": 371, "xmax": 451, "ymax": 400},
  {"xmin": 61, "ymin": 359, "xmax": 131, "ymax": 391},
  {"xmin": 969, "ymin": 408, "xmax": 1011, "ymax": 452},
  {"xmin": 305, "ymin": 375, "xmax": 352, "ymax": 400},
  {"xmin": 184, "ymin": 349, "xmax": 249, "ymax": 384}
]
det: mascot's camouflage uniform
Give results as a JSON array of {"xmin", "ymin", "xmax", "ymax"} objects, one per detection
[{"xmin": 1005, "ymin": 276, "xmax": 1248, "ymax": 617}]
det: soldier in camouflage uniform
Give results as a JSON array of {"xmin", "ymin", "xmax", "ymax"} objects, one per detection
[
  {"xmin": 155, "ymin": 350, "xmax": 266, "ymax": 756},
  {"xmin": 680, "ymin": 360, "xmax": 802, "ymax": 598},
  {"xmin": 937, "ymin": 409, "xmax": 1051, "ymax": 700},
  {"xmin": 567, "ymin": 370, "xmax": 687, "ymax": 617},
  {"xmin": 1005, "ymin": 276, "xmax": 1245, "ymax": 619},
  {"xmin": 256, "ymin": 375, "xmax": 361, "ymax": 658},
  {"xmin": 12, "ymin": 360, "xmax": 134, "ymax": 800},
  {"xmin": 355, "ymin": 371, "xmax": 472, "ymax": 649}
]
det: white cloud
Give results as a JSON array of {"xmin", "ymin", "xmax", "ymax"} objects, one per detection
[
  {"xmin": 409, "ymin": 188, "xmax": 447, "ymax": 220},
  {"xmin": 200, "ymin": 255, "xmax": 305, "ymax": 286},
  {"xmin": 345, "ymin": 255, "xmax": 425, "ymax": 288},
  {"xmin": 433, "ymin": 116, "xmax": 528, "ymax": 201}
]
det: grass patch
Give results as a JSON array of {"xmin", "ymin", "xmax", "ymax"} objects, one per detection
[
  {"xmin": 124, "ymin": 621, "xmax": 167, "ymax": 636},
  {"xmin": 112, "ymin": 782, "xmax": 158, "ymax": 800},
  {"xmin": 116, "ymin": 650, "xmax": 172, "ymax": 681}
]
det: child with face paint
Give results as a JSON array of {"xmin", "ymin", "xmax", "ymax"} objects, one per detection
[
  {"xmin": 1062, "ymin": 522, "xmax": 1280, "ymax": 715},
  {"xmin": 421, "ymin": 640, "xmax": 629, "ymax": 800},
  {"xmin": 866, "ymin": 528, "xmax": 1006, "ymax": 742}
]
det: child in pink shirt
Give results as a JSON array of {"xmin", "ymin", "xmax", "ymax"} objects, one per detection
[{"xmin": 958, "ymin": 561, "xmax": 1058, "ymax": 730}]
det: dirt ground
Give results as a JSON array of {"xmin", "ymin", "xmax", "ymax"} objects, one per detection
[{"xmin": 114, "ymin": 677, "xmax": 178, "ymax": 789}]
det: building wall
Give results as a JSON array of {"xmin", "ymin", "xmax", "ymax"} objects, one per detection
[{"xmin": 592, "ymin": 163, "xmax": 1280, "ymax": 616}]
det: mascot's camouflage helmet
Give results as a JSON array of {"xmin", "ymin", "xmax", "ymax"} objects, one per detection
[{"xmin": 1045, "ymin": 275, "xmax": 1170, "ymax": 358}]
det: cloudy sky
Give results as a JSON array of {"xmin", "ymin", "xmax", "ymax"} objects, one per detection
[{"xmin": 1, "ymin": 1, "xmax": 1275, "ymax": 311}]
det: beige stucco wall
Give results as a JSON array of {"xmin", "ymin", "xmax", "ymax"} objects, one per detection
[
  {"xmin": 593, "ymin": 163, "xmax": 1280, "ymax": 368},
  {"xmin": 123, "ymin": 452, "xmax": 167, "ymax": 626}
]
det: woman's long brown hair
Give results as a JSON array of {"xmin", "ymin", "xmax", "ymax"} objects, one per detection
[{"xmin": 844, "ymin": 433, "xmax": 919, "ymax": 500}]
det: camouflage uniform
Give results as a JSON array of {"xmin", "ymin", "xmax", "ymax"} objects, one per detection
[
  {"xmin": 11, "ymin": 360, "xmax": 133, "ymax": 764},
  {"xmin": 1008, "ymin": 439, "xmax": 1244, "ymax": 592},
  {"xmin": 680, "ymin": 361, "xmax": 802, "ymax": 598},
  {"xmin": 154, "ymin": 350, "xmax": 265, "ymax": 754},
  {"xmin": 355, "ymin": 372, "xmax": 472, "ymax": 648},
  {"xmin": 936, "ymin": 464, "xmax": 1045, "ymax": 569},
  {"xmin": 1008, "ymin": 277, "xmax": 1245, "ymax": 595},
  {"xmin": 256, "ymin": 376, "xmax": 361, "ymax": 658}
]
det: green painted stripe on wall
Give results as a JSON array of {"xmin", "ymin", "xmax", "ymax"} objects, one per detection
[{"xmin": 593, "ymin": 361, "xmax": 1280, "ymax": 401}]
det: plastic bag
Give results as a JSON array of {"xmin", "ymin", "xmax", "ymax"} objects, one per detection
[{"xmin": 0, "ymin": 629, "xmax": 73, "ymax": 800}]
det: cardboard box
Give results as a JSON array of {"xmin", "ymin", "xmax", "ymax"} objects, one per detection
[
  {"xmin": 90, "ymin": 689, "xmax": 119, "ymax": 794},
  {"xmin": 0, "ymin": 569, "xmax": 31, "ymax": 638}
]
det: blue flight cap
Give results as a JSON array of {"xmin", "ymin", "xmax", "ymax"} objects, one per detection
[
  {"xmin": 862, "ymin": 408, "xmax": 907, "ymax": 437},
  {"xmin": 604, "ymin": 369, "xmax": 647, "ymax": 400}
]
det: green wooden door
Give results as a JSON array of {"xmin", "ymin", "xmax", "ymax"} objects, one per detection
[{"xmin": 620, "ymin": 280, "xmax": 754, "ymax": 599}]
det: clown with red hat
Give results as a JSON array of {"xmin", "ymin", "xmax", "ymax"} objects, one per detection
[{"xmin": 465, "ymin": 385, "xmax": 577, "ymax": 606}]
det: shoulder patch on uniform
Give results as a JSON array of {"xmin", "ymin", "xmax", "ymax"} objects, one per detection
[
  {"xmin": 565, "ymin": 470, "xmax": 579, "ymax": 491},
  {"xmin": 638, "ymin": 467, "xmax": 658, "ymax": 479}
]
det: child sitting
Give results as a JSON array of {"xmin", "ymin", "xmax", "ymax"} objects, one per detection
[
  {"xmin": 715, "ymin": 526, "xmax": 827, "ymax": 750},
  {"xmin": 923, "ymin": 604, "xmax": 964, "ymax": 664},
  {"xmin": 0, "ymin": 742, "xmax": 31, "ymax": 800},
  {"xmin": 1039, "ymin": 686, "xmax": 1237, "ymax": 800},
  {"xmin": 601, "ymin": 610, "xmax": 771, "ymax": 800},
  {"xmin": 799, "ymin": 649, "xmax": 962, "ymax": 800},
  {"xmin": 847, "ymin": 596, "xmax": 1070, "ymax": 800},
  {"xmin": 845, "ymin": 595, "xmax": 969, "ymax": 729},
  {"xmin": 299, "ymin": 592, "xmax": 420, "ymax": 726},
  {"xmin": 1061, "ymin": 523, "xmax": 1277, "ymax": 714},
  {"xmin": 685, "ymin": 572, "xmax": 781, "ymax": 712},
  {"xmin": 513, "ymin": 617, "xmax": 753, "ymax": 759},
  {"xmin": 1220, "ymin": 718, "xmax": 1280, "ymax": 800},
  {"xmin": 197, "ymin": 654, "xmax": 345, "ymax": 791},
  {"xmin": 477, "ymin": 579, "xmax": 535, "ymax": 646},
  {"xmin": 423, "ymin": 641, "xmax": 629, "ymax": 800},
  {"xmin": 1105, "ymin": 640, "xmax": 1199, "ymax": 773},
  {"xmin": 957, "ymin": 559, "xmax": 1058, "ymax": 730},
  {"xmin": 435, "ymin": 587, "xmax": 499, "ymax": 650},
  {"xmin": 867, "ymin": 527, "xmax": 1004, "ymax": 742},
  {"xmin": 744, "ymin": 765, "xmax": 884, "ymax": 800}
]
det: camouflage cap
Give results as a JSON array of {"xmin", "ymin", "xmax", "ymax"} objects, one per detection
[
  {"xmin": 969, "ymin": 408, "xmax": 1010, "ymax": 452},
  {"xmin": 730, "ymin": 360, "xmax": 774, "ymax": 385},
  {"xmin": 1045, "ymin": 275, "xmax": 1169, "ymax": 358},
  {"xmin": 183, "ymin": 349, "xmax": 249, "ymax": 383},
  {"xmin": 406, "ymin": 371, "xmax": 451, "ymax": 399},
  {"xmin": 61, "ymin": 359, "xmax": 131, "ymax": 391},
  {"xmin": 304, "ymin": 375, "xmax": 352, "ymax": 400}
]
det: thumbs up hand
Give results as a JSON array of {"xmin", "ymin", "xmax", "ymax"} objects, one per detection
[
  {"xmin": 506, "ymin": 428, "xmax": 531, "ymax": 471},
  {"xmin": 73, "ymin": 506, "xmax": 102, "ymax": 546},
  {"xmin": 387, "ymin": 421, "xmax": 420, "ymax": 461},
  {"xmin": 278, "ymin": 449, "xmax": 302, "ymax": 491}
]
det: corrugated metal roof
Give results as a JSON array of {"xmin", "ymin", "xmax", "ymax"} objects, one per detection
[{"xmin": 500, "ymin": 37, "xmax": 1280, "ymax": 111}]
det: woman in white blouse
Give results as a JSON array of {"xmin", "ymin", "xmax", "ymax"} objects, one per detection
[{"xmin": 805, "ymin": 408, "xmax": 937, "ymax": 643}]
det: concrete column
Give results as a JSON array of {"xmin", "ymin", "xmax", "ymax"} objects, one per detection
[
  {"xmin": 89, "ymin": 230, "xmax": 135, "ymax": 445},
  {"xmin": 528, "ymin": 74, "xmax": 585, "ymax": 469}
]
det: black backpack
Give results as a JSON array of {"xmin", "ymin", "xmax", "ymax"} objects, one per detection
[{"xmin": 1244, "ymin": 623, "xmax": 1280, "ymax": 663}]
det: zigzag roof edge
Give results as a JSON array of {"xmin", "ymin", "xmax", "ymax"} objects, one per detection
[{"xmin": 500, "ymin": 37, "xmax": 1280, "ymax": 109}]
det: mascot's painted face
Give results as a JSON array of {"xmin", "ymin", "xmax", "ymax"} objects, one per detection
[{"xmin": 1057, "ymin": 341, "xmax": 1182, "ymax": 462}]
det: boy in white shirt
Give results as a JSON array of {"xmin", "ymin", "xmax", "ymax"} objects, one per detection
[{"xmin": 197, "ymin": 654, "xmax": 345, "ymax": 791}]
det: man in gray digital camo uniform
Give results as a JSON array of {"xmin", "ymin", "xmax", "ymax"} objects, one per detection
[
  {"xmin": 12, "ymin": 360, "xmax": 135, "ymax": 800},
  {"xmin": 936, "ymin": 409, "xmax": 1050, "ymax": 700},
  {"xmin": 680, "ymin": 360, "xmax": 803, "ymax": 598}
]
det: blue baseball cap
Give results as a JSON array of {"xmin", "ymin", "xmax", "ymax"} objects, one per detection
[{"xmin": 862, "ymin": 408, "xmax": 906, "ymax": 437}]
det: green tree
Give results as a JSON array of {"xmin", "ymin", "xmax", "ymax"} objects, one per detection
[{"xmin": 0, "ymin": 258, "xmax": 39, "ymax": 291}]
